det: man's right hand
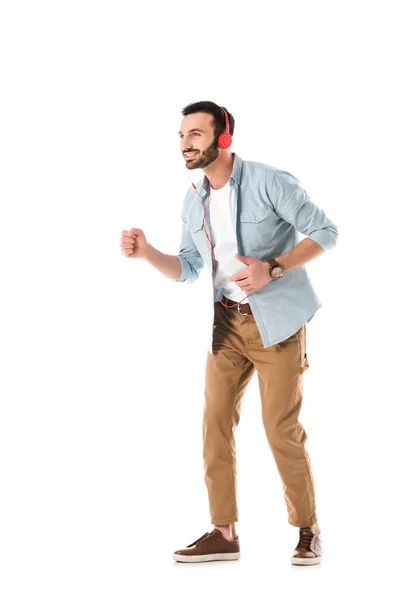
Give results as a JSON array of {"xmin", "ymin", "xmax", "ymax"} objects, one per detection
[{"xmin": 120, "ymin": 228, "xmax": 149, "ymax": 259}]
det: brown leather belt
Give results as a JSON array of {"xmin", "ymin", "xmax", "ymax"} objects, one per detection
[{"xmin": 221, "ymin": 295, "xmax": 253, "ymax": 316}]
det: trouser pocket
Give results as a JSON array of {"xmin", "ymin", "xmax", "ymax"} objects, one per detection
[{"xmin": 299, "ymin": 323, "xmax": 309, "ymax": 373}]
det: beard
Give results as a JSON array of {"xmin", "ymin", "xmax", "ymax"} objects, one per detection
[{"xmin": 184, "ymin": 136, "xmax": 220, "ymax": 170}]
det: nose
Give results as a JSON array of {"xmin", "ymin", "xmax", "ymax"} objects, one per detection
[{"xmin": 180, "ymin": 136, "xmax": 194, "ymax": 152}]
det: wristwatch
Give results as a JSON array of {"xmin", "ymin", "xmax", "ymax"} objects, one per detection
[{"xmin": 267, "ymin": 258, "xmax": 284, "ymax": 281}]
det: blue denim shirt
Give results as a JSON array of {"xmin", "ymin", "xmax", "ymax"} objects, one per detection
[{"xmin": 174, "ymin": 152, "xmax": 339, "ymax": 355}]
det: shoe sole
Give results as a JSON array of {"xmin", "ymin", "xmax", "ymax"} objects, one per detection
[
  {"xmin": 173, "ymin": 552, "xmax": 240, "ymax": 563},
  {"xmin": 291, "ymin": 556, "xmax": 321, "ymax": 565}
]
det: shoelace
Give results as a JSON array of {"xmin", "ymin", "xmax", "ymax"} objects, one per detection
[{"xmin": 297, "ymin": 527, "xmax": 315, "ymax": 550}]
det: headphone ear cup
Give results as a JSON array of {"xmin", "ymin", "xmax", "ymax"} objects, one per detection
[{"xmin": 218, "ymin": 132, "xmax": 232, "ymax": 149}]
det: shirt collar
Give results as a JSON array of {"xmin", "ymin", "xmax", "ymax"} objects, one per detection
[{"xmin": 198, "ymin": 152, "xmax": 243, "ymax": 196}]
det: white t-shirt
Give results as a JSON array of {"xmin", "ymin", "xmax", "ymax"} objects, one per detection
[{"xmin": 208, "ymin": 181, "xmax": 249, "ymax": 304}]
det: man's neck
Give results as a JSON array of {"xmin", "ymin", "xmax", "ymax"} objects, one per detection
[{"xmin": 202, "ymin": 152, "xmax": 234, "ymax": 191}]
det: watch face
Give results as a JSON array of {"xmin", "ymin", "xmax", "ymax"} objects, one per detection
[{"xmin": 271, "ymin": 266, "xmax": 282, "ymax": 278}]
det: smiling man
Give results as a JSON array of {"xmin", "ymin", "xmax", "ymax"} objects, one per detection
[{"xmin": 120, "ymin": 100, "xmax": 338, "ymax": 566}]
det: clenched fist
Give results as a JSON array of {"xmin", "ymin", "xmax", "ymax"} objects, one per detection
[{"xmin": 120, "ymin": 228, "xmax": 149, "ymax": 259}]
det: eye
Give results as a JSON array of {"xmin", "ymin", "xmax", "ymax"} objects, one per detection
[{"xmin": 179, "ymin": 132, "xmax": 200, "ymax": 139}]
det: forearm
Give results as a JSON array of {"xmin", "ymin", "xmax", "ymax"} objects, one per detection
[
  {"xmin": 142, "ymin": 244, "xmax": 182, "ymax": 280},
  {"xmin": 273, "ymin": 238, "xmax": 324, "ymax": 273}
]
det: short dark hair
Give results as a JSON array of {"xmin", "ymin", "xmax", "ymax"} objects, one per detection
[{"xmin": 181, "ymin": 101, "xmax": 235, "ymax": 140}]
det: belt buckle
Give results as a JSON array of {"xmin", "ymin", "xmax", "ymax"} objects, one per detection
[{"xmin": 237, "ymin": 303, "xmax": 250, "ymax": 316}]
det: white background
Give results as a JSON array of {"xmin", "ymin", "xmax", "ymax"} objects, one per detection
[{"xmin": 1, "ymin": 1, "xmax": 399, "ymax": 598}]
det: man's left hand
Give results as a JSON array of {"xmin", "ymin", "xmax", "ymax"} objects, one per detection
[{"xmin": 227, "ymin": 254, "xmax": 273, "ymax": 293}]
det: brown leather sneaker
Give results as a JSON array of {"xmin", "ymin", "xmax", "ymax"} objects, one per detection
[
  {"xmin": 291, "ymin": 527, "xmax": 322, "ymax": 565},
  {"xmin": 173, "ymin": 528, "xmax": 240, "ymax": 563}
]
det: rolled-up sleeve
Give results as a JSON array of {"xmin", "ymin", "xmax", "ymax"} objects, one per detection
[
  {"xmin": 174, "ymin": 207, "xmax": 204, "ymax": 284},
  {"xmin": 269, "ymin": 169, "xmax": 339, "ymax": 251}
]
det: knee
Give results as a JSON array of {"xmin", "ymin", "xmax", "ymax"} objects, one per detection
[
  {"xmin": 202, "ymin": 408, "xmax": 233, "ymax": 440},
  {"xmin": 265, "ymin": 421, "xmax": 308, "ymax": 447}
]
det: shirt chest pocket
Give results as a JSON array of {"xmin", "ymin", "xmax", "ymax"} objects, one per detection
[
  {"xmin": 189, "ymin": 220, "xmax": 204, "ymax": 234},
  {"xmin": 189, "ymin": 219, "xmax": 208, "ymax": 254},
  {"xmin": 239, "ymin": 208, "xmax": 273, "ymax": 247}
]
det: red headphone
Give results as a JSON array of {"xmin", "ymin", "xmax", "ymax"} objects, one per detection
[
  {"xmin": 189, "ymin": 106, "xmax": 250, "ymax": 309},
  {"xmin": 217, "ymin": 106, "xmax": 233, "ymax": 149}
]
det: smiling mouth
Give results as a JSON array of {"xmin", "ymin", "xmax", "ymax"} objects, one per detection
[{"xmin": 184, "ymin": 152, "xmax": 199, "ymax": 160}]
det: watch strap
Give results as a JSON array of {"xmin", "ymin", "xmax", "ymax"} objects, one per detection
[{"xmin": 267, "ymin": 258, "xmax": 279, "ymax": 269}]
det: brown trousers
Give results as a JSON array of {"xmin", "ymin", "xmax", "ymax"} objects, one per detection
[{"xmin": 202, "ymin": 299, "xmax": 317, "ymax": 528}]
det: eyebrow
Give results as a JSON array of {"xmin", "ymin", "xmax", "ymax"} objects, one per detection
[{"xmin": 178, "ymin": 128, "xmax": 205, "ymax": 135}]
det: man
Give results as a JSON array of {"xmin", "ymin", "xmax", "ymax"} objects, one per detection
[{"xmin": 120, "ymin": 101, "xmax": 338, "ymax": 565}]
